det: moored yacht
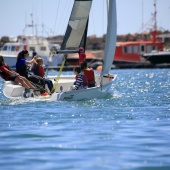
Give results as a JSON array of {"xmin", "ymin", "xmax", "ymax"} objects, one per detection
[
  {"xmin": 142, "ymin": 49, "xmax": 170, "ymax": 65},
  {"xmin": 0, "ymin": 36, "xmax": 63, "ymax": 68}
]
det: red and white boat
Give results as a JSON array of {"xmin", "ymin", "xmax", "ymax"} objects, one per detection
[{"xmin": 113, "ymin": 32, "xmax": 164, "ymax": 67}]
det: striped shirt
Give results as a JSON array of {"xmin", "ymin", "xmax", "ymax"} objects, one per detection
[{"xmin": 74, "ymin": 73, "xmax": 84, "ymax": 90}]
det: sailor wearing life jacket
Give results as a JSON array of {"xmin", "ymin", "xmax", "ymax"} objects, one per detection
[
  {"xmin": 81, "ymin": 61, "xmax": 95, "ymax": 88},
  {"xmin": 0, "ymin": 59, "xmax": 13, "ymax": 81},
  {"xmin": 0, "ymin": 55, "xmax": 35, "ymax": 90},
  {"xmin": 32, "ymin": 57, "xmax": 45, "ymax": 78},
  {"xmin": 78, "ymin": 47, "xmax": 86, "ymax": 64},
  {"xmin": 32, "ymin": 57, "xmax": 53, "ymax": 92},
  {"xmin": 73, "ymin": 67, "xmax": 88, "ymax": 90}
]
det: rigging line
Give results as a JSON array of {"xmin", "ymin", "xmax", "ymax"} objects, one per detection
[
  {"xmin": 41, "ymin": 0, "xmax": 44, "ymax": 36},
  {"xmin": 51, "ymin": 55, "xmax": 66, "ymax": 93},
  {"xmin": 57, "ymin": 0, "xmax": 72, "ymax": 36},
  {"xmin": 42, "ymin": 27, "xmax": 50, "ymax": 36},
  {"xmin": 102, "ymin": 0, "xmax": 104, "ymax": 37},
  {"xmin": 53, "ymin": 0, "xmax": 60, "ymax": 36},
  {"xmin": 90, "ymin": 3, "xmax": 95, "ymax": 35},
  {"xmin": 26, "ymin": 77, "xmax": 47, "ymax": 92}
]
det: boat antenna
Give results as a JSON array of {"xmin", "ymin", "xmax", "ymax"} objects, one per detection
[
  {"xmin": 153, "ymin": 0, "xmax": 157, "ymax": 32},
  {"xmin": 41, "ymin": 0, "xmax": 44, "ymax": 36},
  {"xmin": 142, "ymin": 0, "xmax": 144, "ymax": 31},
  {"xmin": 30, "ymin": 13, "xmax": 34, "ymax": 35},
  {"xmin": 23, "ymin": 13, "xmax": 27, "ymax": 36},
  {"xmin": 53, "ymin": 0, "xmax": 60, "ymax": 36},
  {"xmin": 151, "ymin": 0, "xmax": 157, "ymax": 42}
]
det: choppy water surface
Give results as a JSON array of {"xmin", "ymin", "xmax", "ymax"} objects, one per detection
[{"xmin": 0, "ymin": 69, "xmax": 170, "ymax": 170}]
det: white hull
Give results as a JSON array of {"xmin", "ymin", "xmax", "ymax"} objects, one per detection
[
  {"xmin": 51, "ymin": 81, "xmax": 114, "ymax": 101},
  {"xmin": 3, "ymin": 75, "xmax": 116, "ymax": 101}
]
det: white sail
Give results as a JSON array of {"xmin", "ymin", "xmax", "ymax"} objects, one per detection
[{"xmin": 101, "ymin": 0, "xmax": 117, "ymax": 75}]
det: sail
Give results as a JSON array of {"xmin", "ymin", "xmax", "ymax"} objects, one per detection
[
  {"xmin": 101, "ymin": 0, "xmax": 117, "ymax": 76},
  {"xmin": 60, "ymin": 0, "xmax": 92, "ymax": 50}
]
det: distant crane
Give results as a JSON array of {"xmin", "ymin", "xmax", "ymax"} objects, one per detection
[
  {"xmin": 139, "ymin": 0, "xmax": 158, "ymax": 42},
  {"xmin": 140, "ymin": 0, "xmax": 157, "ymax": 33}
]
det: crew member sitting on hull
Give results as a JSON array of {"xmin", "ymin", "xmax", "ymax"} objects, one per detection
[
  {"xmin": 0, "ymin": 55, "xmax": 35, "ymax": 93},
  {"xmin": 72, "ymin": 67, "xmax": 88, "ymax": 90},
  {"xmin": 16, "ymin": 50, "xmax": 48, "ymax": 96},
  {"xmin": 32, "ymin": 57, "xmax": 53, "ymax": 93},
  {"xmin": 81, "ymin": 61, "xmax": 95, "ymax": 88}
]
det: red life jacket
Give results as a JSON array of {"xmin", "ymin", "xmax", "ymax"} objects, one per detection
[
  {"xmin": 84, "ymin": 68, "xmax": 95, "ymax": 85},
  {"xmin": 79, "ymin": 53, "xmax": 86, "ymax": 64},
  {"xmin": 83, "ymin": 74, "xmax": 88, "ymax": 87},
  {"xmin": 75, "ymin": 74, "xmax": 88, "ymax": 87},
  {"xmin": 0, "ymin": 63, "xmax": 11, "ymax": 81},
  {"xmin": 37, "ymin": 65, "xmax": 45, "ymax": 78}
]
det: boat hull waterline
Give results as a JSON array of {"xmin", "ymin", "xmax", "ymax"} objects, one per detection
[
  {"xmin": 3, "ymin": 75, "xmax": 116, "ymax": 101},
  {"xmin": 142, "ymin": 51, "xmax": 170, "ymax": 65}
]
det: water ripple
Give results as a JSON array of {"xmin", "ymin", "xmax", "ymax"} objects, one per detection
[{"xmin": 0, "ymin": 69, "xmax": 170, "ymax": 169}]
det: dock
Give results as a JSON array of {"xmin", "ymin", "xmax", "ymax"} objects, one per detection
[
  {"xmin": 10, "ymin": 63, "xmax": 170, "ymax": 72},
  {"xmin": 44, "ymin": 63, "xmax": 170, "ymax": 71}
]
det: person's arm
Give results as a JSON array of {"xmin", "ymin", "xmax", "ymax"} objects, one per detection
[
  {"xmin": 3, "ymin": 67, "xmax": 19, "ymax": 76},
  {"xmin": 25, "ymin": 56, "xmax": 37, "ymax": 65},
  {"xmin": 74, "ymin": 74, "xmax": 83, "ymax": 90}
]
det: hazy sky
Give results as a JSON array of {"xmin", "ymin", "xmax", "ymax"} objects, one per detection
[{"xmin": 0, "ymin": 0, "xmax": 170, "ymax": 38}]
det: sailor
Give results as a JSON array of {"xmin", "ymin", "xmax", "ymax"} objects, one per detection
[
  {"xmin": 72, "ymin": 67, "xmax": 88, "ymax": 90},
  {"xmin": 81, "ymin": 61, "xmax": 95, "ymax": 88},
  {"xmin": 78, "ymin": 47, "xmax": 86, "ymax": 64},
  {"xmin": 16, "ymin": 50, "xmax": 36, "ymax": 78},
  {"xmin": 0, "ymin": 55, "xmax": 35, "ymax": 94},
  {"xmin": 16, "ymin": 50, "xmax": 49, "ymax": 96},
  {"xmin": 32, "ymin": 57, "xmax": 53, "ymax": 93}
]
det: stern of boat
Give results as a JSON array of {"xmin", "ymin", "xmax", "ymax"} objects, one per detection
[{"xmin": 3, "ymin": 81, "xmax": 24, "ymax": 98}]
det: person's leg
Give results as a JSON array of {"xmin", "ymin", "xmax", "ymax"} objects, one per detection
[
  {"xmin": 15, "ymin": 76, "xmax": 35, "ymax": 89},
  {"xmin": 22, "ymin": 77, "xmax": 35, "ymax": 89},
  {"xmin": 49, "ymin": 80, "xmax": 53, "ymax": 91},
  {"xmin": 44, "ymin": 79, "xmax": 53, "ymax": 91},
  {"xmin": 28, "ymin": 75, "xmax": 45, "ymax": 89}
]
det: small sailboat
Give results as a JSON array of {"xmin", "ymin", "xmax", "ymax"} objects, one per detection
[{"xmin": 3, "ymin": 0, "xmax": 117, "ymax": 101}]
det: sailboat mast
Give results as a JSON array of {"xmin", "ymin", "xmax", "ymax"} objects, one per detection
[{"xmin": 106, "ymin": 0, "xmax": 109, "ymax": 17}]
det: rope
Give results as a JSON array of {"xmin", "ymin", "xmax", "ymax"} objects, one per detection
[
  {"xmin": 28, "ymin": 78, "xmax": 45, "ymax": 91},
  {"xmin": 51, "ymin": 55, "xmax": 66, "ymax": 93},
  {"xmin": 26, "ymin": 74, "xmax": 47, "ymax": 92}
]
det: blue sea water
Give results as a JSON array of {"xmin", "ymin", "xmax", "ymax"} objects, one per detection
[{"xmin": 0, "ymin": 69, "xmax": 170, "ymax": 170}]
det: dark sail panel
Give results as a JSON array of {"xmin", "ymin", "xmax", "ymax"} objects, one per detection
[{"xmin": 61, "ymin": 0, "xmax": 92, "ymax": 50}]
